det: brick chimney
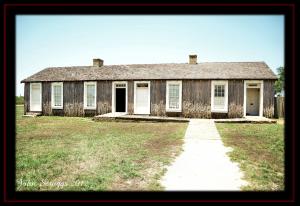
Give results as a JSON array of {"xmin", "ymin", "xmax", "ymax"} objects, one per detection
[
  {"xmin": 93, "ymin": 58, "xmax": 103, "ymax": 67},
  {"xmin": 189, "ymin": 54, "xmax": 197, "ymax": 64}
]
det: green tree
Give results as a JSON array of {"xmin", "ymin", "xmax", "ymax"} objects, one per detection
[
  {"xmin": 274, "ymin": 66, "xmax": 284, "ymax": 94},
  {"xmin": 16, "ymin": 95, "xmax": 24, "ymax": 105}
]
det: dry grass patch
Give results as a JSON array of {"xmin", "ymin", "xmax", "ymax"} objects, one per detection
[
  {"xmin": 43, "ymin": 102, "xmax": 52, "ymax": 116},
  {"xmin": 16, "ymin": 106, "xmax": 187, "ymax": 191},
  {"xmin": 151, "ymin": 101, "xmax": 166, "ymax": 116},
  {"xmin": 216, "ymin": 123, "xmax": 284, "ymax": 191},
  {"xmin": 263, "ymin": 106, "xmax": 275, "ymax": 118},
  {"xmin": 64, "ymin": 103, "xmax": 84, "ymax": 117},
  {"xmin": 228, "ymin": 103, "xmax": 243, "ymax": 118},
  {"xmin": 97, "ymin": 101, "xmax": 111, "ymax": 115},
  {"xmin": 127, "ymin": 103, "xmax": 134, "ymax": 115},
  {"xmin": 182, "ymin": 101, "xmax": 211, "ymax": 118}
]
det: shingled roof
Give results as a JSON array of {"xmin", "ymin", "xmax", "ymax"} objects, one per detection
[{"xmin": 21, "ymin": 62, "xmax": 277, "ymax": 83}]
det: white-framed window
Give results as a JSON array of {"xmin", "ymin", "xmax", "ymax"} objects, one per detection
[
  {"xmin": 211, "ymin": 80, "xmax": 228, "ymax": 113},
  {"xmin": 51, "ymin": 82, "xmax": 63, "ymax": 109},
  {"xmin": 166, "ymin": 81, "xmax": 182, "ymax": 112},
  {"xmin": 84, "ymin": 81, "xmax": 97, "ymax": 109}
]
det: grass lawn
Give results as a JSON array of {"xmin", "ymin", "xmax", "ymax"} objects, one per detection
[
  {"xmin": 16, "ymin": 105, "xmax": 188, "ymax": 191},
  {"xmin": 216, "ymin": 122, "xmax": 284, "ymax": 191}
]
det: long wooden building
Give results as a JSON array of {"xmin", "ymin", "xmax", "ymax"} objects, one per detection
[{"xmin": 21, "ymin": 55, "xmax": 277, "ymax": 118}]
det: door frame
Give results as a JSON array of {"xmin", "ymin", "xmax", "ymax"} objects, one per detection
[
  {"xmin": 243, "ymin": 80, "xmax": 263, "ymax": 117},
  {"xmin": 134, "ymin": 81, "xmax": 151, "ymax": 114},
  {"xmin": 30, "ymin": 82, "xmax": 42, "ymax": 112},
  {"xmin": 112, "ymin": 81, "xmax": 128, "ymax": 113}
]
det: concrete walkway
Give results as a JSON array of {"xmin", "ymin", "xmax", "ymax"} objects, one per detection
[
  {"xmin": 93, "ymin": 113, "xmax": 189, "ymax": 122},
  {"xmin": 93, "ymin": 113, "xmax": 276, "ymax": 124},
  {"xmin": 160, "ymin": 119, "xmax": 248, "ymax": 191}
]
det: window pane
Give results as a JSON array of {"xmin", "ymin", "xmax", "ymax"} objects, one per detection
[
  {"xmin": 53, "ymin": 85, "xmax": 62, "ymax": 106},
  {"xmin": 169, "ymin": 84, "xmax": 179, "ymax": 109},
  {"xmin": 214, "ymin": 97, "xmax": 225, "ymax": 109},
  {"xmin": 214, "ymin": 84, "xmax": 225, "ymax": 109},
  {"xmin": 214, "ymin": 84, "xmax": 225, "ymax": 97},
  {"xmin": 86, "ymin": 84, "xmax": 95, "ymax": 107},
  {"xmin": 137, "ymin": 83, "xmax": 148, "ymax": 87}
]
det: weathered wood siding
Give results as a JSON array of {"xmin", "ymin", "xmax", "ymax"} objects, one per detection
[
  {"xmin": 24, "ymin": 83, "xmax": 30, "ymax": 114},
  {"xmin": 150, "ymin": 80, "xmax": 166, "ymax": 115},
  {"xmin": 263, "ymin": 80, "xmax": 275, "ymax": 117},
  {"xmin": 63, "ymin": 81, "xmax": 85, "ymax": 116},
  {"xmin": 42, "ymin": 82, "xmax": 52, "ymax": 115},
  {"xmin": 182, "ymin": 80, "xmax": 211, "ymax": 118},
  {"xmin": 97, "ymin": 80, "xmax": 112, "ymax": 114},
  {"xmin": 227, "ymin": 80, "xmax": 244, "ymax": 118},
  {"xmin": 127, "ymin": 81, "xmax": 134, "ymax": 114},
  {"xmin": 228, "ymin": 80, "xmax": 244, "ymax": 106},
  {"xmin": 26, "ymin": 79, "xmax": 276, "ymax": 118},
  {"xmin": 40, "ymin": 81, "xmax": 114, "ymax": 116},
  {"xmin": 182, "ymin": 80, "xmax": 211, "ymax": 104}
]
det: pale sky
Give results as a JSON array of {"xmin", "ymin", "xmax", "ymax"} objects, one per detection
[{"xmin": 16, "ymin": 15, "xmax": 284, "ymax": 96}]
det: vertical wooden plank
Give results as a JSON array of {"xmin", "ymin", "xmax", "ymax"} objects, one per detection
[
  {"xmin": 61, "ymin": 81, "xmax": 70, "ymax": 116},
  {"xmin": 263, "ymin": 80, "xmax": 275, "ymax": 108},
  {"xmin": 58, "ymin": 81, "xmax": 84, "ymax": 116},
  {"xmin": 106, "ymin": 81, "xmax": 112, "ymax": 110},
  {"xmin": 228, "ymin": 80, "xmax": 244, "ymax": 106},
  {"xmin": 42, "ymin": 82, "xmax": 51, "ymax": 103},
  {"xmin": 227, "ymin": 80, "xmax": 244, "ymax": 118},
  {"xmin": 263, "ymin": 80, "xmax": 275, "ymax": 117},
  {"xmin": 97, "ymin": 80, "xmax": 112, "ymax": 114},
  {"xmin": 75, "ymin": 81, "xmax": 84, "ymax": 104},
  {"xmin": 76, "ymin": 81, "xmax": 84, "ymax": 115},
  {"xmin": 182, "ymin": 80, "xmax": 211, "ymax": 105},
  {"xmin": 42, "ymin": 82, "xmax": 51, "ymax": 115},
  {"xmin": 150, "ymin": 80, "xmax": 166, "ymax": 115},
  {"xmin": 127, "ymin": 80, "xmax": 134, "ymax": 114},
  {"xmin": 98, "ymin": 80, "xmax": 104, "ymax": 112},
  {"xmin": 182, "ymin": 80, "xmax": 211, "ymax": 118},
  {"xmin": 24, "ymin": 83, "xmax": 30, "ymax": 114},
  {"xmin": 200, "ymin": 80, "xmax": 211, "ymax": 104},
  {"xmin": 63, "ymin": 82, "xmax": 70, "ymax": 105}
]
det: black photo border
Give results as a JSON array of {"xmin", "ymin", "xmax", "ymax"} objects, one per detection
[{"xmin": 2, "ymin": 1, "xmax": 297, "ymax": 204}]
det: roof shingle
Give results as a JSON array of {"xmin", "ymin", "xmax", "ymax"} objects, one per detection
[{"xmin": 21, "ymin": 62, "xmax": 277, "ymax": 83}]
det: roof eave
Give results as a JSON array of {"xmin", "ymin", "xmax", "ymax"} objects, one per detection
[{"xmin": 20, "ymin": 77, "xmax": 279, "ymax": 82}]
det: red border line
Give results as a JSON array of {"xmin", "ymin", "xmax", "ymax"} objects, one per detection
[
  {"xmin": 291, "ymin": 3, "xmax": 296, "ymax": 202},
  {"xmin": 3, "ymin": 3, "xmax": 7, "ymax": 203},
  {"xmin": 4, "ymin": 199, "xmax": 296, "ymax": 203},
  {"xmin": 3, "ymin": 3, "xmax": 296, "ymax": 7},
  {"xmin": 3, "ymin": 3, "xmax": 295, "ymax": 203}
]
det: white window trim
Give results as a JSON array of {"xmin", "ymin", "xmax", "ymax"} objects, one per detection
[
  {"xmin": 51, "ymin": 82, "xmax": 63, "ymax": 109},
  {"xmin": 30, "ymin": 82, "xmax": 42, "ymax": 112},
  {"xmin": 243, "ymin": 80, "xmax": 264, "ymax": 117},
  {"xmin": 134, "ymin": 81, "xmax": 151, "ymax": 114},
  {"xmin": 166, "ymin": 80, "xmax": 182, "ymax": 112},
  {"xmin": 211, "ymin": 80, "xmax": 228, "ymax": 113},
  {"xmin": 84, "ymin": 81, "xmax": 97, "ymax": 110},
  {"xmin": 112, "ymin": 81, "xmax": 128, "ymax": 113}
]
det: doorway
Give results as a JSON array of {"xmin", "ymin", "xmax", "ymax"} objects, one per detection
[
  {"xmin": 244, "ymin": 80, "xmax": 263, "ymax": 117},
  {"xmin": 116, "ymin": 88, "xmax": 126, "ymax": 112},
  {"xmin": 246, "ymin": 88, "xmax": 260, "ymax": 116},
  {"xmin": 134, "ymin": 81, "xmax": 150, "ymax": 114},
  {"xmin": 30, "ymin": 83, "xmax": 42, "ymax": 112},
  {"xmin": 112, "ymin": 81, "xmax": 128, "ymax": 113}
]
